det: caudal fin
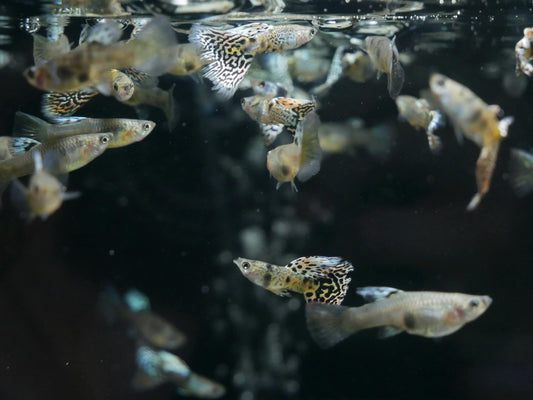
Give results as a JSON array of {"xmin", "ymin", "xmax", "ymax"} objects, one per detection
[
  {"xmin": 41, "ymin": 90, "xmax": 98, "ymax": 121},
  {"xmin": 297, "ymin": 111, "xmax": 322, "ymax": 182},
  {"xmin": 12, "ymin": 112, "xmax": 49, "ymax": 141},
  {"xmin": 177, "ymin": 373, "xmax": 226, "ymax": 399},
  {"xmin": 306, "ymin": 302, "xmax": 354, "ymax": 349},
  {"xmin": 509, "ymin": 148, "xmax": 533, "ymax": 197}
]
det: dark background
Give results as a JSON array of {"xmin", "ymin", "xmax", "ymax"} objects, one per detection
[{"xmin": 0, "ymin": 1, "xmax": 533, "ymax": 399}]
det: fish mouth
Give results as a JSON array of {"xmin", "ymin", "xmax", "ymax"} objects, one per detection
[
  {"xmin": 483, "ymin": 296, "xmax": 493, "ymax": 307},
  {"xmin": 232, "ymin": 258, "xmax": 240, "ymax": 267}
]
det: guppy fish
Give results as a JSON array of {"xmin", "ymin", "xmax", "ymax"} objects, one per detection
[
  {"xmin": 233, "ymin": 254, "xmax": 354, "ymax": 305},
  {"xmin": 241, "ymin": 95, "xmax": 316, "ymax": 134},
  {"xmin": 267, "ymin": 110, "xmax": 322, "ymax": 190},
  {"xmin": 365, "ymin": 35, "xmax": 405, "ymax": 98},
  {"xmin": 189, "ymin": 23, "xmax": 316, "ymax": 98},
  {"xmin": 508, "ymin": 148, "xmax": 533, "ymax": 197},
  {"xmin": 430, "ymin": 73, "xmax": 514, "ymax": 210},
  {"xmin": 134, "ymin": 345, "xmax": 226, "ymax": 398},
  {"xmin": 395, "ymin": 95, "xmax": 443, "ymax": 153},
  {"xmin": 306, "ymin": 286, "xmax": 492, "ymax": 349},
  {"xmin": 0, "ymin": 133, "xmax": 111, "ymax": 182},
  {"xmin": 13, "ymin": 112, "xmax": 155, "ymax": 149},
  {"xmin": 24, "ymin": 16, "xmax": 176, "ymax": 92},
  {"xmin": 10, "ymin": 151, "xmax": 80, "ymax": 221},
  {"xmin": 515, "ymin": 27, "xmax": 533, "ymax": 77}
]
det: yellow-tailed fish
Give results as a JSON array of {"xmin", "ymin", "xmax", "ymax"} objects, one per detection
[
  {"xmin": 267, "ymin": 111, "xmax": 322, "ymax": 191},
  {"xmin": 306, "ymin": 286, "xmax": 492, "ymax": 349},
  {"xmin": 13, "ymin": 112, "xmax": 154, "ymax": 148},
  {"xmin": 430, "ymin": 73, "xmax": 514, "ymax": 210},
  {"xmin": 395, "ymin": 95, "xmax": 443, "ymax": 153},
  {"xmin": 24, "ymin": 16, "xmax": 176, "ymax": 92},
  {"xmin": 0, "ymin": 136, "xmax": 40, "ymax": 162},
  {"xmin": 233, "ymin": 255, "xmax": 353, "ymax": 305},
  {"xmin": 0, "ymin": 133, "xmax": 111, "ymax": 183},
  {"xmin": 515, "ymin": 27, "xmax": 533, "ymax": 77},
  {"xmin": 133, "ymin": 345, "xmax": 225, "ymax": 398},
  {"xmin": 10, "ymin": 150, "xmax": 80, "ymax": 221},
  {"xmin": 508, "ymin": 148, "xmax": 533, "ymax": 197},
  {"xmin": 365, "ymin": 35, "xmax": 405, "ymax": 98},
  {"xmin": 189, "ymin": 23, "xmax": 316, "ymax": 98},
  {"xmin": 241, "ymin": 95, "xmax": 316, "ymax": 134}
]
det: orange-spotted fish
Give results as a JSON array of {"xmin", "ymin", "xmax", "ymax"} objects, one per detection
[
  {"xmin": 189, "ymin": 23, "xmax": 316, "ymax": 98},
  {"xmin": 365, "ymin": 35, "xmax": 404, "ymax": 98},
  {"xmin": 133, "ymin": 345, "xmax": 225, "ymax": 398},
  {"xmin": 13, "ymin": 112, "xmax": 154, "ymax": 148},
  {"xmin": 241, "ymin": 95, "xmax": 316, "ymax": 134},
  {"xmin": 24, "ymin": 16, "xmax": 176, "ymax": 92},
  {"xmin": 515, "ymin": 27, "xmax": 533, "ymax": 76},
  {"xmin": 233, "ymin": 255, "xmax": 353, "ymax": 305},
  {"xmin": 266, "ymin": 111, "xmax": 322, "ymax": 190},
  {"xmin": 395, "ymin": 95, "xmax": 443, "ymax": 153},
  {"xmin": 430, "ymin": 73, "xmax": 514, "ymax": 210},
  {"xmin": 10, "ymin": 150, "xmax": 80, "ymax": 221},
  {"xmin": 306, "ymin": 286, "xmax": 492, "ymax": 348}
]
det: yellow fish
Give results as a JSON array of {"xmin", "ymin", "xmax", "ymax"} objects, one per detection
[
  {"xmin": 306, "ymin": 287, "xmax": 492, "ymax": 348},
  {"xmin": 233, "ymin": 255, "xmax": 354, "ymax": 305},
  {"xmin": 430, "ymin": 73, "xmax": 514, "ymax": 210}
]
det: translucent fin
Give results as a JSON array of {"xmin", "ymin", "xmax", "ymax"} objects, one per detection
[
  {"xmin": 467, "ymin": 142, "xmax": 501, "ymax": 211},
  {"xmin": 85, "ymin": 20, "xmax": 122, "ymax": 45},
  {"xmin": 305, "ymin": 302, "xmax": 354, "ymax": 349},
  {"xmin": 509, "ymin": 148, "xmax": 533, "ymax": 197},
  {"xmin": 164, "ymin": 83, "xmax": 179, "ymax": 131},
  {"xmin": 387, "ymin": 49, "xmax": 404, "ymax": 99},
  {"xmin": 32, "ymin": 150, "xmax": 43, "ymax": 172},
  {"xmin": 124, "ymin": 289, "xmax": 151, "ymax": 312},
  {"xmin": 9, "ymin": 178, "xmax": 30, "ymax": 218},
  {"xmin": 32, "ymin": 33, "xmax": 70, "ymax": 65},
  {"xmin": 426, "ymin": 110, "xmax": 443, "ymax": 153},
  {"xmin": 132, "ymin": 369, "xmax": 164, "ymax": 391},
  {"xmin": 297, "ymin": 111, "xmax": 322, "ymax": 182},
  {"xmin": 287, "ymin": 256, "xmax": 354, "ymax": 305},
  {"xmin": 177, "ymin": 372, "xmax": 226, "ymax": 399},
  {"xmin": 379, "ymin": 326, "xmax": 403, "ymax": 339},
  {"xmin": 41, "ymin": 90, "xmax": 98, "ymax": 121},
  {"xmin": 54, "ymin": 116, "xmax": 87, "ymax": 124},
  {"xmin": 498, "ymin": 116, "xmax": 514, "ymax": 138},
  {"xmin": 12, "ymin": 112, "xmax": 49, "ymax": 141},
  {"xmin": 6, "ymin": 137, "xmax": 40, "ymax": 158},
  {"xmin": 356, "ymin": 286, "xmax": 404, "ymax": 302}
]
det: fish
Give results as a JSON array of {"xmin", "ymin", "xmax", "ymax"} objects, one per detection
[
  {"xmin": 342, "ymin": 50, "xmax": 376, "ymax": 83},
  {"xmin": 318, "ymin": 119, "xmax": 394, "ymax": 159},
  {"xmin": 395, "ymin": 95, "xmax": 443, "ymax": 153},
  {"xmin": 24, "ymin": 16, "xmax": 176, "ymax": 92},
  {"xmin": 430, "ymin": 73, "xmax": 514, "ymax": 210},
  {"xmin": 13, "ymin": 112, "xmax": 155, "ymax": 148},
  {"xmin": 133, "ymin": 345, "xmax": 225, "ymax": 398},
  {"xmin": 241, "ymin": 95, "xmax": 316, "ymax": 134},
  {"xmin": 251, "ymin": 79, "xmax": 289, "ymax": 97},
  {"xmin": 189, "ymin": 23, "xmax": 316, "ymax": 98},
  {"xmin": 32, "ymin": 33, "xmax": 70, "ymax": 66},
  {"xmin": 0, "ymin": 136, "xmax": 40, "ymax": 162},
  {"xmin": 101, "ymin": 288, "xmax": 187, "ymax": 350},
  {"xmin": 515, "ymin": 27, "xmax": 533, "ymax": 77},
  {"xmin": 266, "ymin": 111, "xmax": 322, "ymax": 190},
  {"xmin": 167, "ymin": 43, "xmax": 206, "ymax": 76},
  {"xmin": 233, "ymin": 255, "xmax": 353, "ymax": 305},
  {"xmin": 365, "ymin": 35, "xmax": 405, "ymax": 98},
  {"xmin": 508, "ymin": 148, "xmax": 533, "ymax": 197},
  {"xmin": 10, "ymin": 151, "xmax": 80, "ymax": 221},
  {"xmin": 306, "ymin": 286, "xmax": 492, "ymax": 349},
  {"xmin": 0, "ymin": 133, "xmax": 112, "ymax": 183}
]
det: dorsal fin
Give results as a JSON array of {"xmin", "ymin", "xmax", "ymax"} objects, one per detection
[{"xmin": 356, "ymin": 286, "xmax": 403, "ymax": 302}]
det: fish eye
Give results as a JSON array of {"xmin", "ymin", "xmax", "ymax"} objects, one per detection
[
  {"xmin": 143, "ymin": 122, "xmax": 151, "ymax": 131},
  {"xmin": 241, "ymin": 98, "xmax": 246, "ymax": 106},
  {"xmin": 26, "ymin": 68, "xmax": 35, "ymax": 79},
  {"xmin": 469, "ymin": 299, "xmax": 479, "ymax": 308},
  {"xmin": 242, "ymin": 261, "xmax": 250, "ymax": 270},
  {"xmin": 113, "ymin": 83, "xmax": 119, "ymax": 91},
  {"xmin": 259, "ymin": 81, "xmax": 266, "ymax": 88},
  {"xmin": 100, "ymin": 135, "xmax": 110, "ymax": 144},
  {"xmin": 436, "ymin": 77, "xmax": 446, "ymax": 86},
  {"xmin": 310, "ymin": 28, "xmax": 316, "ymax": 35}
]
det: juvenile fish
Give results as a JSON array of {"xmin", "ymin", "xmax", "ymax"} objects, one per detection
[
  {"xmin": 233, "ymin": 254, "xmax": 353, "ymax": 305},
  {"xmin": 10, "ymin": 151, "xmax": 80, "ymax": 221},
  {"xmin": 189, "ymin": 23, "xmax": 316, "ymax": 98},
  {"xmin": 24, "ymin": 16, "xmax": 176, "ymax": 92},
  {"xmin": 306, "ymin": 286, "xmax": 492, "ymax": 348},
  {"xmin": 395, "ymin": 95, "xmax": 443, "ymax": 153},
  {"xmin": 365, "ymin": 35, "xmax": 405, "ymax": 98},
  {"xmin": 430, "ymin": 73, "xmax": 514, "ymax": 210},
  {"xmin": 266, "ymin": 111, "xmax": 322, "ymax": 190},
  {"xmin": 13, "ymin": 112, "xmax": 154, "ymax": 148},
  {"xmin": 0, "ymin": 133, "xmax": 112, "ymax": 182},
  {"xmin": 134, "ymin": 345, "xmax": 225, "ymax": 398},
  {"xmin": 515, "ymin": 27, "xmax": 533, "ymax": 77}
]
